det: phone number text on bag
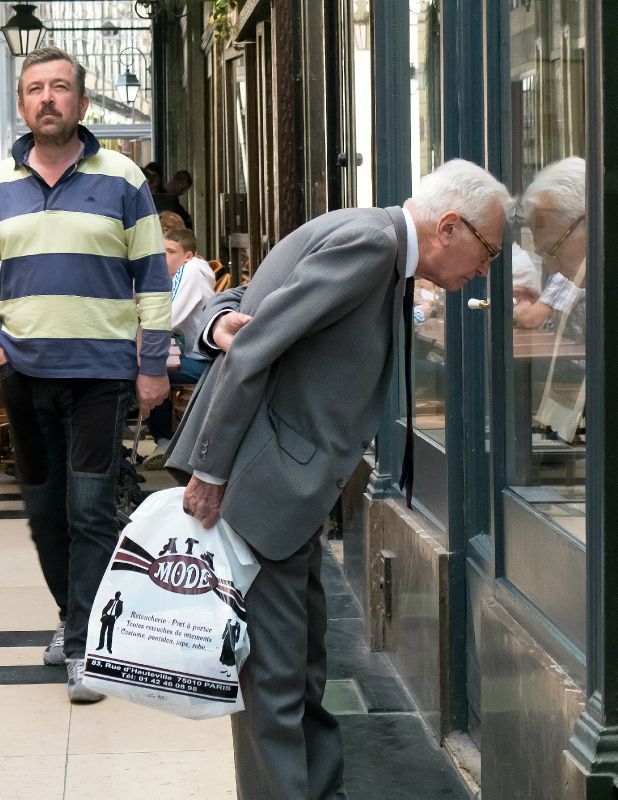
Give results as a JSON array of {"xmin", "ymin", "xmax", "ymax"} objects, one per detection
[{"xmin": 85, "ymin": 656, "xmax": 238, "ymax": 702}]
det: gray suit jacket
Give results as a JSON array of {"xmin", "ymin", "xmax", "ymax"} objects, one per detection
[{"xmin": 166, "ymin": 206, "xmax": 407, "ymax": 560}]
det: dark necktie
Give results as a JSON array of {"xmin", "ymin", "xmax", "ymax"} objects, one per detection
[{"xmin": 399, "ymin": 277, "xmax": 414, "ymax": 508}]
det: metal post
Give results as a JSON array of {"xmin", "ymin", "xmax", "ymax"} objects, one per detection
[
  {"xmin": 370, "ymin": 0, "xmax": 411, "ymax": 499},
  {"xmin": 565, "ymin": 1, "xmax": 618, "ymax": 793}
]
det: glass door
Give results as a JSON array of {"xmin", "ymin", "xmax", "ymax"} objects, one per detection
[
  {"xmin": 222, "ymin": 51, "xmax": 250, "ymax": 285},
  {"xmin": 408, "ymin": 1, "xmax": 450, "ymax": 529},
  {"xmin": 410, "ymin": 0, "xmax": 445, "ymax": 450},
  {"xmin": 326, "ymin": 0, "xmax": 374, "ymax": 211},
  {"xmin": 499, "ymin": 0, "xmax": 587, "ymax": 660},
  {"xmin": 482, "ymin": 0, "xmax": 588, "ymax": 688},
  {"xmin": 506, "ymin": 0, "xmax": 586, "ymax": 538},
  {"xmin": 463, "ymin": 0, "xmax": 587, "ymax": 749}
]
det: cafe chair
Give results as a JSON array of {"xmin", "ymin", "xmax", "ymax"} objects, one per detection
[
  {"xmin": 0, "ymin": 399, "xmax": 15, "ymax": 475},
  {"xmin": 171, "ymin": 384, "xmax": 195, "ymax": 430}
]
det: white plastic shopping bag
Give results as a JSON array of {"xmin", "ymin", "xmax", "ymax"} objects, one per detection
[{"xmin": 83, "ymin": 486, "xmax": 259, "ymax": 719}]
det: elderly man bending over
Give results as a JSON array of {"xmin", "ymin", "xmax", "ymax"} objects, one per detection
[{"xmin": 166, "ymin": 159, "xmax": 514, "ymax": 800}]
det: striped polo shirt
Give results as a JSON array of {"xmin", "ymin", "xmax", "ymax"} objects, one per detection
[{"xmin": 0, "ymin": 126, "xmax": 171, "ymax": 380}]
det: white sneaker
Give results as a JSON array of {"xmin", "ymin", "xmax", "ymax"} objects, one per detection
[
  {"xmin": 66, "ymin": 658, "xmax": 105, "ymax": 704},
  {"xmin": 143, "ymin": 443, "xmax": 168, "ymax": 471},
  {"xmin": 43, "ymin": 621, "xmax": 66, "ymax": 665}
]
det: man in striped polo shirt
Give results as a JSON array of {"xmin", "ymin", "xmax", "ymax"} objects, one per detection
[{"xmin": 0, "ymin": 48, "xmax": 172, "ymax": 703}]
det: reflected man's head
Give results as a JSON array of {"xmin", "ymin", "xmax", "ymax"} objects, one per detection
[
  {"xmin": 406, "ymin": 159, "xmax": 514, "ymax": 291},
  {"xmin": 522, "ymin": 157, "xmax": 586, "ymax": 279}
]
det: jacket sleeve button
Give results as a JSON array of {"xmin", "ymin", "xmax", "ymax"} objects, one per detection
[{"xmin": 336, "ymin": 478, "xmax": 345, "ymax": 489}]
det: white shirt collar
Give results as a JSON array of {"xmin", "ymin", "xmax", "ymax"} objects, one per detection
[{"xmin": 402, "ymin": 206, "xmax": 419, "ymax": 279}]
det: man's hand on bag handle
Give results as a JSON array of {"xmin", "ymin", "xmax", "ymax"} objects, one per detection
[
  {"xmin": 212, "ymin": 312, "xmax": 253, "ymax": 352},
  {"xmin": 183, "ymin": 475, "xmax": 227, "ymax": 528},
  {"xmin": 136, "ymin": 373, "xmax": 170, "ymax": 419}
]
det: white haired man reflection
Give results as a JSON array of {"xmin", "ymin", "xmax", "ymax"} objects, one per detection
[{"xmin": 514, "ymin": 157, "xmax": 586, "ymax": 443}]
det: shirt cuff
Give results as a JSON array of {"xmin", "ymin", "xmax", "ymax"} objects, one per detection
[
  {"xmin": 193, "ymin": 469, "xmax": 226, "ymax": 485},
  {"xmin": 137, "ymin": 355, "xmax": 168, "ymax": 376},
  {"xmin": 202, "ymin": 310, "xmax": 234, "ymax": 350}
]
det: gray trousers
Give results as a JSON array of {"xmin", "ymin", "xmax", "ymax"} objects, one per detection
[{"xmin": 232, "ymin": 530, "xmax": 348, "ymax": 800}]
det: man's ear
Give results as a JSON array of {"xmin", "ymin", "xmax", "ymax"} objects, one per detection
[
  {"xmin": 436, "ymin": 211, "xmax": 460, "ymax": 246},
  {"xmin": 79, "ymin": 94, "xmax": 89, "ymax": 121},
  {"xmin": 184, "ymin": 251, "xmax": 195, "ymax": 263}
]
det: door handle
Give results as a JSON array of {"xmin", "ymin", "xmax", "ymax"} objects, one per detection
[{"xmin": 468, "ymin": 298, "xmax": 491, "ymax": 310}]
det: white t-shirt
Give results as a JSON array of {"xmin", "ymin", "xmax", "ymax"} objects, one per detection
[
  {"xmin": 512, "ymin": 242, "xmax": 541, "ymax": 294},
  {"xmin": 171, "ymin": 257, "xmax": 216, "ymax": 359}
]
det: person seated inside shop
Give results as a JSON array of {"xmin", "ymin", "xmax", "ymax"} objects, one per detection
[
  {"xmin": 412, "ymin": 278, "xmax": 446, "ymax": 415},
  {"xmin": 143, "ymin": 228, "xmax": 216, "ymax": 470},
  {"xmin": 513, "ymin": 156, "xmax": 586, "ymax": 444},
  {"xmin": 511, "ymin": 240, "xmax": 541, "ymax": 300}
]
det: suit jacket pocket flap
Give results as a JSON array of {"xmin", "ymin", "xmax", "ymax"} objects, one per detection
[{"xmin": 271, "ymin": 411, "xmax": 316, "ymax": 464}]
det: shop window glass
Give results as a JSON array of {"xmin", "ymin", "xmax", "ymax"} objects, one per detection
[
  {"xmin": 233, "ymin": 58, "xmax": 248, "ymax": 196},
  {"xmin": 508, "ymin": 0, "xmax": 586, "ymax": 542},
  {"xmin": 410, "ymin": 0, "xmax": 445, "ymax": 445},
  {"xmin": 353, "ymin": 0, "xmax": 373, "ymax": 207}
]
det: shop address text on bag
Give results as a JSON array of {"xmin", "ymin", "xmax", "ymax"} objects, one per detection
[{"xmin": 83, "ymin": 487, "xmax": 259, "ymax": 719}]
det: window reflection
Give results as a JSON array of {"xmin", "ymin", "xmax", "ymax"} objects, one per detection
[
  {"xmin": 353, "ymin": 0, "xmax": 373, "ymax": 207},
  {"xmin": 410, "ymin": 0, "xmax": 445, "ymax": 444},
  {"xmin": 233, "ymin": 59, "xmax": 248, "ymax": 195},
  {"xmin": 508, "ymin": 0, "xmax": 586, "ymax": 543}
]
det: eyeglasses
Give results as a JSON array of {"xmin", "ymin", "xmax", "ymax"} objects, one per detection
[
  {"xmin": 536, "ymin": 214, "xmax": 585, "ymax": 260},
  {"xmin": 460, "ymin": 216, "xmax": 502, "ymax": 262}
]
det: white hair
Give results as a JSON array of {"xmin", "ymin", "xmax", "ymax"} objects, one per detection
[
  {"xmin": 522, "ymin": 157, "xmax": 585, "ymax": 226},
  {"xmin": 408, "ymin": 159, "xmax": 514, "ymax": 226}
]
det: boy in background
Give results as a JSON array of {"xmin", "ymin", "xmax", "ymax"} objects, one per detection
[{"xmin": 143, "ymin": 229, "xmax": 215, "ymax": 469}]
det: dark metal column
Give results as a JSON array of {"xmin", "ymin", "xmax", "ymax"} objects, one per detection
[
  {"xmin": 370, "ymin": 0, "xmax": 411, "ymax": 499},
  {"xmin": 566, "ymin": 1, "xmax": 618, "ymax": 794},
  {"xmin": 150, "ymin": 14, "xmax": 167, "ymax": 171},
  {"xmin": 443, "ymin": 0, "xmax": 487, "ymax": 737}
]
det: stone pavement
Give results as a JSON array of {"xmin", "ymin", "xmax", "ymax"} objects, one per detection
[{"xmin": 0, "ymin": 437, "xmax": 470, "ymax": 799}]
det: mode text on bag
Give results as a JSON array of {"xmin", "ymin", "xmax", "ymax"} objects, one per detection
[{"xmin": 82, "ymin": 487, "xmax": 259, "ymax": 720}]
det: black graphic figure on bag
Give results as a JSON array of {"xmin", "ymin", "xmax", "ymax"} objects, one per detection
[
  {"xmin": 220, "ymin": 618, "xmax": 240, "ymax": 677},
  {"xmin": 96, "ymin": 592, "xmax": 123, "ymax": 654}
]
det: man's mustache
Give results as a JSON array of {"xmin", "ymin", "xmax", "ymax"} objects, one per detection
[{"xmin": 37, "ymin": 105, "xmax": 60, "ymax": 119}]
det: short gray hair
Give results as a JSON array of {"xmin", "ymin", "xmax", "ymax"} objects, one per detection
[
  {"xmin": 409, "ymin": 159, "xmax": 514, "ymax": 226},
  {"xmin": 522, "ymin": 157, "xmax": 585, "ymax": 227},
  {"xmin": 18, "ymin": 47, "xmax": 86, "ymax": 100}
]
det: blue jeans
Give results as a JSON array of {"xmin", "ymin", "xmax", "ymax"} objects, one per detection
[
  {"xmin": 147, "ymin": 356, "xmax": 211, "ymax": 444},
  {"xmin": 0, "ymin": 368, "xmax": 132, "ymax": 658}
]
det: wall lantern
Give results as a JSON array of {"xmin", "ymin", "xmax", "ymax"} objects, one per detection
[
  {"xmin": 116, "ymin": 48, "xmax": 142, "ymax": 105},
  {"xmin": 1, "ymin": 3, "xmax": 46, "ymax": 56},
  {"xmin": 116, "ymin": 67, "xmax": 140, "ymax": 104}
]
